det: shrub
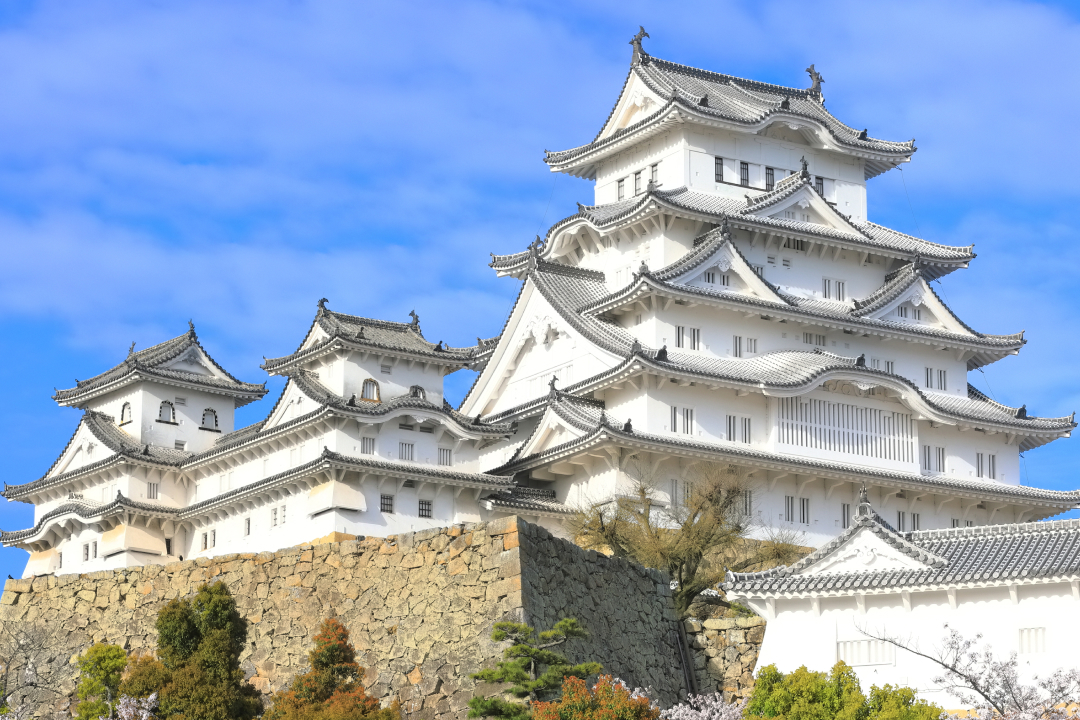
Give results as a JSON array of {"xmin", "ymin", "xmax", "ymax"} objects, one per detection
[
  {"xmin": 265, "ymin": 617, "xmax": 399, "ymax": 720},
  {"xmin": 74, "ymin": 643, "xmax": 128, "ymax": 720},
  {"xmin": 532, "ymin": 675, "xmax": 660, "ymax": 720},
  {"xmin": 662, "ymin": 693, "xmax": 748, "ymax": 720},
  {"xmin": 746, "ymin": 662, "xmax": 941, "ymax": 720},
  {"xmin": 118, "ymin": 582, "xmax": 260, "ymax": 720}
]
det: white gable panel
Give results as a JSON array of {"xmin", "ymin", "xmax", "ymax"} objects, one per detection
[{"xmin": 799, "ymin": 525, "xmax": 934, "ymax": 575}]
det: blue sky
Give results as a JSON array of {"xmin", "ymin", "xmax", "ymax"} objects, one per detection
[{"xmin": 2, "ymin": 0, "xmax": 1079, "ymax": 579}]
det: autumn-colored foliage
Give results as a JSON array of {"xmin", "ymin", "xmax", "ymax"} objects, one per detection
[
  {"xmin": 265, "ymin": 617, "xmax": 399, "ymax": 720},
  {"xmin": 531, "ymin": 675, "xmax": 660, "ymax": 720}
]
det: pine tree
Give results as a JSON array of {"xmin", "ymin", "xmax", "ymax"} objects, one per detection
[
  {"xmin": 467, "ymin": 618, "xmax": 602, "ymax": 719},
  {"xmin": 74, "ymin": 643, "xmax": 128, "ymax": 720}
]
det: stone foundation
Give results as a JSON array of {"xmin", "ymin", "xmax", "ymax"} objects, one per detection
[
  {"xmin": 683, "ymin": 616, "xmax": 766, "ymax": 699},
  {"xmin": 0, "ymin": 517, "xmax": 689, "ymax": 718}
]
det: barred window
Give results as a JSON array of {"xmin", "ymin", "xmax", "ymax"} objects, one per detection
[
  {"xmin": 733, "ymin": 335, "xmax": 743, "ymax": 358},
  {"xmin": 399, "ymin": 442, "xmax": 414, "ymax": 461},
  {"xmin": 714, "ymin": 156, "xmax": 724, "ymax": 183},
  {"xmin": 650, "ymin": 164, "xmax": 659, "ymax": 183},
  {"xmin": 419, "ymin": 499, "xmax": 433, "ymax": 519},
  {"xmin": 147, "ymin": 482, "xmax": 159, "ymax": 500},
  {"xmin": 634, "ymin": 171, "xmax": 642, "ymax": 196},
  {"xmin": 360, "ymin": 437, "xmax": 375, "ymax": 455},
  {"xmin": 841, "ymin": 503, "xmax": 851, "ymax": 529},
  {"xmin": 814, "ymin": 176, "xmax": 824, "ymax": 195},
  {"xmin": 244, "ymin": 517, "xmax": 251, "ymax": 536},
  {"xmin": 361, "ymin": 379, "xmax": 380, "ymax": 401},
  {"xmin": 740, "ymin": 162, "xmax": 750, "ymax": 187},
  {"xmin": 438, "ymin": 448, "xmax": 452, "ymax": 466},
  {"xmin": 617, "ymin": 178, "xmax": 626, "ymax": 201},
  {"xmin": 784, "ymin": 495, "xmax": 795, "ymax": 522},
  {"xmin": 765, "ymin": 167, "xmax": 775, "ymax": 191},
  {"xmin": 911, "ymin": 513, "xmax": 920, "ymax": 531},
  {"xmin": 799, "ymin": 497, "xmax": 810, "ymax": 525},
  {"xmin": 897, "ymin": 511, "xmax": 907, "ymax": 532},
  {"xmin": 670, "ymin": 406, "xmax": 694, "ymax": 435},
  {"xmin": 380, "ymin": 495, "xmax": 394, "ymax": 513}
]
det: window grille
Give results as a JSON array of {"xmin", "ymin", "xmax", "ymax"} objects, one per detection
[
  {"xmin": 361, "ymin": 437, "xmax": 375, "ymax": 455},
  {"xmin": 743, "ymin": 490, "xmax": 753, "ymax": 516},
  {"xmin": 885, "ymin": 360, "xmax": 895, "ymax": 374},
  {"xmin": 727, "ymin": 415, "xmax": 737, "ymax": 441},
  {"xmin": 670, "ymin": 479, "xmax": 679, "ymax": 507},
  {"xmin": 381, "ymin": 495, "xmax": 394, "ymax": 513},
  {"xmin": 704, "ymin": 271, "xmax": 715, "ymax": 284},
  {"xmin": 966, "ymin": 520, "xmax": 974, "ymax": 527},
  {"xmin": 380, "ymin": 364, "xmax": 392, "ymax": 375},
  {"xmin": 841, "ymin": 503, "xmax": 851, "ymax": 529},
  {"xmin": 765, "ymin": 167, "xmax": 775, "ymax": 191},
  {"xmin": 671, "ymin": 406, "xmax": 694, "ymax": 435},
  {"xmin": 767, "ymin": 255, "xmax": 776, "ymax": 265},
  {"xmin": 799, "ymin": 497, "xmax": 810, "ymax": 524},
  {"xmin": 438, "ymin": 448, "xmax": 452, "ymax": 466},
  {"xmin": 921, "ymin": 444, "xmax": 932, "ymax": 472},
  {"xmin": 689, "ymin": 328, "xmax": 701, "ymax": 350},
  {"xmin": 911, "ymin": 513, "xmax": 920, "ymax": 530},
  {"xmin": 650, "ymin": 164, "xmax": 658, "ymax": 183},
  {"xmin": 362, "ymin": 379, "xmax": 380, "ymax": 401},
  {"xmin": 803, "ymin": 332, "xmax": 826, "ymax": 346},
  {"xmin": 740, "ymin": 162, "xmax": 750, "ymax": 187},
  {"xmin": 419, "ymin": 425, "xmax": 434, "ymax": 434},
  {"xmin": 837, "ymin": 640, "xmax": 894, "ymax": 666},
  {"xmin": 399, "ymin": 442, "xmax": 414, "ymax": 461},
  {"xmin": 1020, "ymin": 628, "xmax": 1046, "ymax": 654},
  {"xmin": 782, "ymin": 258, "xmax": 791, "ymax": 268},
  {"xmin": 675, "ymin": 326, "xmax": 685, "ymax": 348},
  {"xmin": 58, "ymin": 552, "xmax": 62, "ymax": 569},
  {"xmin": 782, "ymin": 238, "xmax": 807, "ymax": 251},
  {"xmin": 211, "ymin": 530, "xmax": 216, "ymax": 548},
  {"xmin": 714, "ymin": 156, "xmax": 724, "ymax": 183},
  {"xmin": 147, "ymin": 482, "xmax": 159, "ymax": 500},
  {"xmin": 419, "ymin": 499, "xmax": 433, "ymax": 519},
  {"xmin": 823, "ymin": 279, "xmax": 846, "ymax": 301},
  {"xmin": 683, "ymin": 482, "xmax": 694, "ymax": 505},
  {"xmin": 742, "ymin": 417, "xmax": 751, "ymax": 443},
  {"xmin": 897, "ymin": 511, "xmax": 906, "ymax": 531},
  {"xmin": 174, "ymin": 397, "xmax": 186, "ymax": 406},
  {"xmin": 201, "ymin": 532, "xmax": 208, "ymax": 550},
  {"xmin": 746, "ymin": 338, "xmax": 758, "ymax": 354},
  {"xmin": 271, "ymin": 508, "xmax": 278, "ymax": 527},
  {"xmin": 733, "ymin": 336, "xmax": 743, "ymax": 358},
  {"xmin": 244, "ymin": 518, "xmax": 251, "ymax": 536},
  {"xmin": 280, "ymin": 505, "xmax": 286, "ymax": 525},
  {"xmin": 719, "ymin": 274, "xmax": 730, "ymax": 286},
  {"xmin": 174, "ymin": 440, "xmax": 186, "ymax": 451},
  {"xmin": 752, "ymin": 265, "xmax": 764, "ymax": 277},
  {"xmin": 617, "ymin": 178, "xmax": 625, "ymax": 200},
  {"xmin": 92, "ymin": 541, "xmax": 97, "ymax": 558},
  {"xmin": 83, "ymin": 544, "xmax": 89, "ymax": 562},
  {"xmin": 776, "ymin": 397, "xmax": 915, "ymax": 463},
  {"xmin": 785, "ymin": 495, "xmax": 795, "ymax": 522},
  {"xmin": 634, "ymin": 171, "xmax": 642, "ymax": 195},
  {"xmin": 952, "ymin": 518, "xmax": 960, "ymax": 528},
  {"xmin": 399, "ymin": 422, "xmax": 414, "ymax": 431},
  {"xmin": 814, "ymin": 176, "xmax": 824, "ymax": 195},
  {"xmin": 938, "ymin": 369, "xmax": 947, "ymax": 390},
  {"xmin": 201, "ymin": 408, "xmax": 218, "ymax": 428}
]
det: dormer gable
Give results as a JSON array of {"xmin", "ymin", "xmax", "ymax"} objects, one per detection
[
  {"xmin": 658, "ymin": 224, "xmax": 790, "ymax": 305},
  {"xmin": 597, "ymin": 69, "xmax": 667, "ymax": 140},
  {"xmin": 745, "ymin": 171, "xmax": 857, "ymax": 233},
  {"xmin": 854, "ymin": 266, "xmax": 975, "ymax": 337}
]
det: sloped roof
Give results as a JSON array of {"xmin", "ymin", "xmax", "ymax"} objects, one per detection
[
  {"xmin": 263, "ymin": 302, "xmax": 484, "ymax": 373},
  {"xmin": 3, "ymin": 411, "xmax": 190, "ymax": 500},
  {"xmin": 481, "ymin": 486, "xmax": 574, "ymax": 517},
  {"xmin": 53, "ymin": 326, "xmax": 267, "ymax": 407},
  {"xmin": 724, "ymin": 501, "xmax": 1080, "ymax": 596},
  {"xmin": 545, "ymin": 50, "xmax": 915, "ymax": 179},
  {"xmin": 1, "ymin": 493, "xmax": 178, "ymax": 544}
]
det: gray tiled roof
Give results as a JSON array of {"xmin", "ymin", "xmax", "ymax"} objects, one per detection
[
  {"xmin": 481, "ymin": 486, "xmax": 574, "ymax": 517},
  {"xmin": 724, "ymin": 502, "xmax": 1080, "ymax": 596},
  {"xmin": 486, "ymin": 393, "xmax": 1079, "ymax": 506},
  {"xmin": 545, "ymin": 53, "xmax": 914, "ymax": 178},
  {"xmin": 1, "ymin": 493, "xmax": 178, "ymax": 544},
  {"xmin": 53, "ymin": 328, "xmax": 267, "ymax": 407},
  {"xmin": 490, "ymin": 187, "xmax": 973, "ymax": 276},
  {"xmin": 263, "ymin": 304, "xmax": 482, "ymax": 373},
  {"xmin": 3, "ymin": 411, "xmax": 191, "ymax": 500}
]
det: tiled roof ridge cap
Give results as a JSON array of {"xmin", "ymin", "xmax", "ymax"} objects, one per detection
[
  {"xmin": 909, "ymin": 516, "xmax": 1080, "ymax": 541},
  {"xmin": 961, "ymin": 384, "xmax": 1074, "ymax": 424},
  {"xmin": 1, "ymin": 494, "xmax": 178, "ymax": 543},
  {"xmin": 324, "ymin": 309, "xmax": 423, "ymax": 335},
  {"xmin": 532, "ymin": 258, "xmax": 606, "ymax": 282},
  {"xmin": 644, "ymin": 55, "xmax": 812, "ymax": 99},
  {"xmin": 859, "ymin": 219, "xmax": 976, "ymax": 253}
]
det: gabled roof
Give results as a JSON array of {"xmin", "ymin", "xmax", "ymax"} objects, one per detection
[
  {"xmin": 545, "ymin": 45, "xmax": 915, "ymax": 180},
  {"xmin": 262, "ymin": 301, "xmax": 484, "ymax": 374},
  {"xmin": 480, "ymin": 486, "xmax": 574, "ymax": 518},
  {"xmin": 490, "ymin": 186, "xmax": 974, "ymax": 280},
  {"xmin": 53, "ymin": 325, "xmax": 267, "ymax": 408},
  {"xmin": 1, "ymin": 493, "xmax": 178, "ymax": 545},
  {"xmin": 3, "ymin": 411, "xmax": 190, "ymax": 500},
  {"xmin": 724, "ymin": 498, "xmax": 1080, "ymax": 597}
]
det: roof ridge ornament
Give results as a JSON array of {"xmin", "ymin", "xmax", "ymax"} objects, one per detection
[
  {"xmin": 779, "ymin": 96, "xmax": 790, "ymax": 110},
  {"xmin": 858, "ymin": 128, "xmax": 868, "ymax": 140},
  {"xmin": 187, "ymin": 319, "xmax": 195, "ymax": 337},
  {"xmin": 317, "ymin": 298, "xmax": 329, "ymax": 314},
  {"xmin": 623, "ymin": 418, "xmax": 633, "ymax": 433},
  {"xmin": 805, "ymin": 64, "xmax": 824, "ymax": 98},
  {"xmin": 128, "ymin": 341, "xmax": 136, "ymax": 357},
  {"xmin": 856, "ymin": 484, "xmax": 871, "ymax": 516},
  {"xmin": 548, "ymin": 375, "xmax": 558, "ymax": 398},
  {"xmin": 799, "ymin": 156, "xmax": 811, "ymax": 181},
  {"xmin": 1015, "ymin": 404, "xmax": 1027, "ymax": 419},
  {"xmin": 630, "ymin": 338, "xmax": 642, "ymax": 356},
  {"xmin": 656, "ymin": 344, "xmax": 668, "ymax": 362},
  {"xmin": 720, "ymin": 217, "xmax": 732, "ymax": 242},
  {"xmin": 409, "ymin": 310, "xmax": 420, "ymax": 332},
  {"xmin": 629, "ymin": 26, "xmax": 650, "ymax": 63},
  {"xmin": 646, "ymin": 178, "xmax": 662, "ymax": 193}
]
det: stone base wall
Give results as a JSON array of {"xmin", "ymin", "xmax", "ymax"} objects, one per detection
[
  {"xmin": 0, "ymin": 517, "xmax": 689, "ymax": 718},
  {"xmin": 683, "ymin": 616, "xmax": 766, "ymax": 699}
]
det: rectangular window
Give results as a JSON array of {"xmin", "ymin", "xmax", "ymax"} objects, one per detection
[
  {"xmin": 733, "ymin": 336, "xmax": 744, "ymax": 357},
  {"xmin": 885, "ymin": 360, "xmax": 895, "ymax": 374},
  {"xmin": 147, "ymin": 482, "xmax": 159, "ymax": 500},
  {"xmin": 782, "ymin": 258, "xmax": 791, "ymax": 268},
  {"xmin": 617, "ymin": 178, "xmax": 626, "ymax": 200},
  {"xmin": 83, "ymin": 544, "xmax": 89, "ymax": 562},
  {"xmin": 174, "ymin": 397, "xmax": 187, "ymax": 406},
  {"xmin": 782, "ymin": 238, "xmax": 808, "ymax": 252},
  {"xmin": 58, "ymin": 552, "xmax": 62, "ymax": 569},
  {"xmin": 271, "ymin": 508, "xmax": 278, "ymax": 527},
  {"xmin": 360, "ymin": 437, "xmax": 375, "ymax": 455},
  {"xmin": 952, "ymin": 518, "xmax": 960, "ymax": 528},
  {"xmin": 897, "ymin": 511, "xmax": 906, "ymax": 532},
  {"xmin": 767, "ymin": 255, "xmax": 776, "ymax": 265},
  {"xmin": 746, "ymin": 338, "xmax": 758, "ymax": 354},
  {"xmin": 803, "ymin": 332, "xmax": 827, "ymax": 346},
  {"xmin": 925, "ymin": 367, "xmax": 933, "ymax": 388},
  {"xmin": 799, "ymin": 497, "xmax": 810, "ymax": 525},
  {"xmin": 841, "ymin": 503, "xmax": 851, "ymax": 529},
  {"xmin": 675, "ymin": 326, "xmax": 685, "ymax": 348},
  {"xmin": 814, "ymin": 176, "xmax": 824, "ymax": 195},
  {"xmin": 714, "ymin": 156, "xmax": 724, "ymax": 183},
  {"xmin": 201, "ymin": 532, "xmax": 208, "ymax": 551},
  {"xmin": 671, "ymin": 406, "xmax": 694, "ymax": 435},
  {"xmin": 966, "ymin": 520, "xmax": 974, "ymax": 527},
  {"xmin": 399, "ymin": 422, "xmax": 415, "ymax": 431},
  {"xmin": 419, "ymin": 499, "xmax": 433, "ymax": 519},
  {"xmin": 704, "ymin": 271, "xmax": 715, "ymax": 284},
  {"xmin": 380, "ymin": 495, "xmax": 394, "ymax": 513},
  {"xmin": 921, "ymin": 444, "xmax": 931, "ymax": 472},
  {"xmin": 380, "ymin": 364, "xmax": 392, "ymax": 375},
  {"xmin": 727, "ymin": 414, "xmax": 737, "ymax": 441},
  {"xmin": 822, "ymin": 279, "xmax": 846, "ymax": 302},
  {"xmin": 988, "ymin": 454, "xmax": 996, "ymax": 480},
  {"xmin": 911, "ymin": 513, "xmax": 920, "ymax": 531},
  {"xmin": 743, "ymin": 490, "xmax": 753, "ymax": 516},
  {"xmin": 174, "ymin": 440, "xmax": 187, "ymax": 451},
  {"xmin": 165, "ymin": 538, "xmax": 172, "ymax": 556},
  {"xmin": 1019, "ymin": 628, "xmax": 1046, "ymax": 654},
  {"xmin": 837, "ymin": 640, "xmax": 895, "ymax": 667},
  {"xmin": 689, "ymin": 328, "xmax": 701, "ymax": 351},
  {"xmin": 740, "ymin": 161, "xmax": 750, "ymax": 187},
  {"xmin": 977, "ymin": 452, "xmax": 985, "ymax": 478},
  {"xmin": 683, "ymin": 481, "xmax": 694, "ymax": 506},
  {"xmin": 670, "ymin": 479, "xmax": 679, "ymax": 507},
  {"xmin": 938, "ymin": 369, "xmax": 947, "ymax": 391},
  {"xmin": 765, "ymin": 167, "xmax": 775, "ymax": 191},
  {"xmin": 752, "ymin": 265, "xmax": 764, "ymax": 277},
  {"xmin": 280, "ymin": 505, "xmax": 286, "ymax": 525},
  {"xmin": 419, "ymin": 425, "xmax": 434, "ymax": 434},
  {"xmin": 211, "ymin": 529, "xmax": 216, "ymax": 548},
  {"xmin": 742, "ymin": 417, "xmax": 752, "ymax": 444},
  {"xmin": 438, "ymin": 448, "xmax": 452, "ymax": 466},
  {"xmin": 650, "ymin": 164, "xmax": 658, "ymax": 183},
  {"xmin": 634, "ymin": 171, "xmax": 642, "ymax": 196},
  {"xmin": 92, "ymin": 541, "xmax": 98, "ymax": 558},
  {"xmin": 399, "ymin": 442, "xmax": 414, "ymax": 461},
  {"xmin": 244, "ymin": 517, "xmax": 251, "ymax": 536},
  {"xmin": 935, "ymin": 446, "xmax": 946, "ymax": 473},
  {"xmin": 785, "ymin": 495, "xmax": 795, "ymax": 523},
  {"xmin": 719, "ymin": 273, "xmax": 730, "ymax": 286}
]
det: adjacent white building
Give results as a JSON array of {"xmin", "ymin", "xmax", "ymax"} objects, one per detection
[
  {"xmin": 724, "ymin": 491, "xmax": 1080, "ymax": 708},
  {"xmin": 5, "ymin": 32, "xmax": 1078, "ymax": 577}
]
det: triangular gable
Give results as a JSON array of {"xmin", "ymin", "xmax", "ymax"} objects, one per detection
[
  {"xmin": 598, "ymin": 69, "xmax": 667, "ymax": 140},
  {"xmin": 49, "ymin": 420, "xmax": 120, "ymax": 478},
  {"xmin": 750, "ymin": 182, "xmax": 855, "ymax": 233},
  {"xmin": 161, "ymin": 343, "xmax": 229, "ymax": 379},
  {"xmin": 514, "ymin": 403, "xmax": 590, "ymax": 459},
  {"xmin": 797, "ymin": 523, "xmax": 936, "ymax": 575},
  {"xmin": 263, "ymin": 378, "xmax": 323, "ymax": 430},
  {"xmin": 668, "ymin": 237, "xmax": 788, "ymax": 304},
  {"xmin": 863, "ymin": 276, "xmax": 974, "ymax": 336}
]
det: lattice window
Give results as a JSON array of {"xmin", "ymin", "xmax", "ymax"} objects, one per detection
[
  {"xmin": 714, "ymin": 156, "xmax": 724, "ymax": 183},
  {"xmin": 419, "ymin": 500, "xmax": 433, "ymax": 519},
  {"xmin": 837, "ymin": 640, "xmax": 894, "ymax": 666},
  {"xmin": 381, "ymin": 495, "xmax": 394, "ymax": 513},
  {"xmin": 362, "ymin": 379, "xmax": 380, "ymax": 401},
  {"xmin": 776, "ymin": 397, "xmax": 915, "ymax": 463},
  {"xmin": 438, "ymin": 448, "xmax": 452, "ymax": 466},
  {"xmin": 765, "ymin": 167, "xmax": 775, "ymax": 191}
]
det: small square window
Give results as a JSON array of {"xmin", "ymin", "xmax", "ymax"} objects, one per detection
[
  {"xmin": 360, "ymin": 437, "xmax": 375, "ymax": 455},
  {"xmin": 174, "ymin": 440, "xmax": 187, "ymax": 451},
  {"xmin": 439, "ymin": 448, "xmax": 452, "ymax": 466},
  {"xmin": 380, "ymin": 364, "xmax": 392, "ymax": 375},
  {"xmin": 381, "ymin": 495, "xmax": 394, "ymax": 513},
  {"xmin": 147, "ymin": 482, "xmax": 159, "ymax": 500},
  {"xmin": 399, "ymin": 442, "xmax": 414, "ymax": 461},
  {"xmin": 419, "ymin": 499, "xmax": 433, "ymax": 519}
]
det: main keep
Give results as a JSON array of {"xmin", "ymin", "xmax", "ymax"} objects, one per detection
[{"xmin": 6, "ymin": 34, "xmax": 1077, "ymax": 577}]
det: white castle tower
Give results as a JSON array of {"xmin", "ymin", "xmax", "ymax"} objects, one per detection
[{"xmin": 4, "ymin": 33, "xmax": 1077, "ymax": 576}]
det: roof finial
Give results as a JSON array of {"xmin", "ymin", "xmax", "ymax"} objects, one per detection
[
  {"xmin": 805, "ymin": 64, "xmax": 824, "ymax": 97},
  {"xmin": 779, "ymin": 96, "xmax": 790, "ymax": 110},
  {"xmin": 858, "ymin": 128, "xmax": 868, "ymax": 141},
  {"xmin": 187, "ymin": 319, "xmax": 195, "ymax": 336},
  {"xmin": 529, "ymin": 235, "xmax": 544, "ymax": 253},
  {"xmin": 317, "ymin": 298, "xmax": 329, "ymax": 313},
  {"xmin": 128, "ymin": 341, "xmax": 136, "ymax": 356},
  {"xmin": 630, "ymin": 338, "xmax": 642, "ymax": 356},
  {"xmin": 858, "ymin": 484, "xmax": 870, "ymax": 511},
  {"xmin": 636, "ymin": 260, "xmax": 649, "ymax": 277},
  {"xmin": 720, "ymin": 216, "xmax": 732, "ymax": 241},
  {"xmin": 629, "ymin": 26, "xmax": 650, "ymax": 62},
  {"xmin": 855, "ymin": 353, "xmax": 866, "ymax": 367},
  {"xmin": 656, "ymin": 344, "xmax": 668, "ymax": 362},
  {"xmin": 1015, "ymin": 404, "xmax": 1027, "ymax": 419},
  {"xmin": 623, "ymin": 418, "xmax": 633, "ymax": 433},
  {"xmin": 799, "ymin": 156, "xmax": 811, "ymax": 181},
  {"xmin": 409, "ymin": 310, "xmax": 420, "ymax": 330},
  {"xmin": 646, "ymin": 178, "xmax": 662, "ymax": 193},
  {"xmin": 548, "ymin": 375, "xmax": 558, "ymax": 397}
]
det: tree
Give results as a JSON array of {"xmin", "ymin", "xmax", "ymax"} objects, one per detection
[
  {"xmin": 571, "ymin": 461, "xmax": 805, "ymax": 616},
  {"xmin": 467, "ymin": 618, "xmax": 602, "ymax": 719},
  {"xmin": 0, "ymin": 621, "xmax": 63, "ymax": 715},
  {"xmin": 745, "ymin": 662, "xmax": 940, "ymax": 720},
  {"xmin": 119, "ymin": 582, "xmax": 261, "ymax": 720},
  {"xmin": 859, "ymin": 623, "xmax": 1080, "ymax": 718},
  {"xmin": 661, "ymin": 692, "xmax": 747, "ymax": 720},
  {"xmin": 531, "ymin": 675, "xmax": 660, "ymax": 720},
  {"xmin": 74, "ymin": 643, "xmax": 128, "ymax": 720},
  {"xmin": 265, "ymin": 617, "xmax": 399, "ymax": 720}
]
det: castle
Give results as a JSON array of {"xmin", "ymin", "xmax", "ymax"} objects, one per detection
[{"xmin": 5, "ymin": 31, "xmax": 1077, "ymax": 578}]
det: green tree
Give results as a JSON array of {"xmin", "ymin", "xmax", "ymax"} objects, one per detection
[
  {"xmin": 265, "ymin": 617, "xmax": 399, "ymax": 720},
  {"xmin": 118, "ymin": 582, "xmax": 261, "ymax": 720},
  {"xmin": 467, "ymin": 618, "xmax": 602, "ymax": 719},
  {"xmin": 74, "ymin": 643, "xmax": 128, "ymax": 720},
  {"xmin": 747, "ymin": 662, "xmax": 941, "ymax": 720}
]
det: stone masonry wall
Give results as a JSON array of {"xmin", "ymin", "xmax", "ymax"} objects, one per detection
[
  {"xmin": 0, "ymin": 517, "xmax": 689, "ymax": 718},
  {"xmin": 683, "ymin": 616, "xmax": 766, "ymax": 699}
]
